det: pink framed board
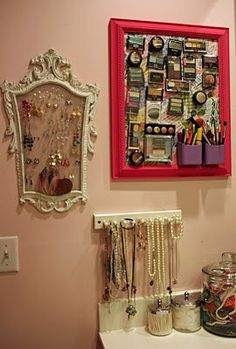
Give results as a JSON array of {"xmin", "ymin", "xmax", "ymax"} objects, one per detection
[{"xmin": 109, "ymin": 18, "xmax": 231, "ymax": 179}]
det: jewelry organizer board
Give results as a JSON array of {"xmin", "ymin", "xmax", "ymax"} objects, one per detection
[
  {"xmin": 1, "ymin": 49, "xmax": 99, "ymax": 213},
  {"xmin": 110, "ymin": 18, "xmax": 231, "ymax": 179},
  {"xmin": 18, "ymin": 84, "xmax": 85, "ymax": 194}
]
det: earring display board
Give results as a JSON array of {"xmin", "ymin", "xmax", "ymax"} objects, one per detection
[
  {"xmin": 1, "ymin": 49, "xmax": 99, "ymax": 213},
  {"xmin": 110, "ymin": 18, "xmax": 231, "ymax": 179}
]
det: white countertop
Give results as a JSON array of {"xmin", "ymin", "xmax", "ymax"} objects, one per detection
[{"xmin": 99, "ymin": 327, "xmax": 236, "ymax": 349}]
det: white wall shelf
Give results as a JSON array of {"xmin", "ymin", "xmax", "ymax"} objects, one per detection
[{"xmin": 99, "ymin": 327, "xmax": 236, "ymax": 349}]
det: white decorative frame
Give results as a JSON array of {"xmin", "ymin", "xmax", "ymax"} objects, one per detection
[{"xmin": 1, "ymin": 49, "xmax": 99, "ymax": 213}]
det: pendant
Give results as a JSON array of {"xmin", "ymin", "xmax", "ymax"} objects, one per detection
[{"xmin": 125, "ymin": 304, "xmax": 137, "ymax": 319}]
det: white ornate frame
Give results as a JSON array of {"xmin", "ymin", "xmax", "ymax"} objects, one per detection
[{"xmin": 1, "ymin": 49, "xmax": 99, "ymax": 213}]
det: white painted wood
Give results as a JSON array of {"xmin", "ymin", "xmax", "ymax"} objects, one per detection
[{"xmin": 94, "ymin": 209, "xmax": 182, "ymax": 230}]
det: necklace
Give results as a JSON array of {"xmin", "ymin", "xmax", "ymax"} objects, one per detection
[
  {"xmin": 170, "ymin": 214, "xmax": 184, "ymax": 239},
  {"xmin": 136, "ymin": 218, "xmax": 147, "ymax": 251},
  {"xmin": 169, "ymin": 214, "xmax": 184, "ymax": 285},
  {"xmin": 120, "ymin": 218, "xmax": 137, "ymax": 319},
  {"xmin": 102, "ymin": 221, "xmax": 125, "ymax": 303},
  {"xmin": 159, "ymin": 218, "xmax": 166, "ymax": 295},
  {"xmin": 154, "ymin": 217, "xmax": 166, "ymax": 296},
  {"xmin": 147, "ymin": 219, "xmax": 156, "ymax": 286},
  {"xmin": 102, "ymin": 221, "xmax": 112, "ymax": 303},
  {"xmin": 155, "ymin": 218, "xmax": 161, "ymax": 290}
]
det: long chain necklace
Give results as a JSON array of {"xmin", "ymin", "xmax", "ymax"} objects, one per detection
[
  {"xmin": 155, "ymin": 218, "xmax": 161, "ymax": 290},
  {"xmin": 120, "ymin": 218, "xmax": 137, "ymax": 319},
  {"xmin": 169, "ymin": 214, "xmax": 184, "ymax": 285},
  {"xmin": 147, "ymin": 219, "xmax": 156, "ymax": 286},
  {"xmin": 102, "ymin": 221, "xmax": 112, "ymax": 303},
  {"xmin": 154, "ymin": 217, "xmax": 166, "ymax": 297},
  {"xmin": 102, "ymin": 221, "xmax": 126, "ymax": 303},
  {"xmin": 159, "ymin": 218, "xmax": 166, "ymax": 295}
]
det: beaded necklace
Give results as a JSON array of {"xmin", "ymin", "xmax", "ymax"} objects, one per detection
[{"xmin": 146, "ymin": 219, "xmax": 156, "ymax": 286}]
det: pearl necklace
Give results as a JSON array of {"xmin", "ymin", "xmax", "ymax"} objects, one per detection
[
  {"xmin": 155, "ymin": 218, "xmax": 161, "ymax": 286},
  {"xmin": 147, "ymin": 219, "xmax": 156, "ymax": 284},
  {"xmin": 154, "ymin": 217, "xmax": 166, "ymax": 296},
  {"xmin": 170, "ymin": 214, "xmax": 184, "ymax": 239},
  {"xmin": 160, "ymin": 218, "xmax": 166, "ymax": 293},
  {"xmin": 147, "ymin": 217, "xmax": 167, "ymax": 297}
]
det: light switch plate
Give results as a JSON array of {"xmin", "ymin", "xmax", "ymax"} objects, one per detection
[{"xmin": 0, "ymin": 236, "xmax": 19, "ymax": 272}]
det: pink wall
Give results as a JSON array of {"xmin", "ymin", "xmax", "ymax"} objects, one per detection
[{"xmin": 0, "ymin": 0, "xmax": 235, "ymax": 348}]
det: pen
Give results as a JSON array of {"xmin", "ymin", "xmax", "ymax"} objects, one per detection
[
  {"xmin": 181, "ymin": 128, "xmax": 186, "ymax": 143},
  {"xmin": 221, "ymin": 121, "xmax": 227, "ymax": 144},
  {"xmin": 213, "ymin": 119, "xmax": 217, "ymax": 145}
]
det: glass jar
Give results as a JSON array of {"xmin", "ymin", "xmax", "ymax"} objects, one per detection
[
  {"xmin": 201, "ymin": 252, "xmax": 236, "ymax": 337},
  {"xmin": 147, "ymin": 299, "xmax": 172, "ymax": 336},
  {"xmin": 172, "ymin": 291, "xmax": 201, "ymax": 332}
]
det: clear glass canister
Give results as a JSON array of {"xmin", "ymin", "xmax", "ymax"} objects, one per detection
[
  {"xmin": 147, "ymin": 299, "xmax": 172, "ymax": 336},
  {"xmin": 201, "ymin": 252, "xmax": 236, "ymax": 337},
  {"xmin": 172, "ymin": 291, "xmax": 201, "ymax": 332}
]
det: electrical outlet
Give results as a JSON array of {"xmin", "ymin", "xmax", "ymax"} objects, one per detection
[{"xmin": 0, "ymin": 236, "xmax": 19, "ymax": 272}]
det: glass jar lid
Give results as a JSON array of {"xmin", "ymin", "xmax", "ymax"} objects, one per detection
[
  {"xmin": 202, "ymin": 252, "xmax": 236, "ymax": 278},
  {"xmin": 172, "ymin": 291, "xmax": 201, "ymax": 308}
]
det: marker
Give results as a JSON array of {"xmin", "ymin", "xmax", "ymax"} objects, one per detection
[
  {"xmin": 196, "ymin": 127, "xmax": 203, "ymax": 145},
  {"xmin": 186, "ymin": 131, "xmax": 193, "ymax": 145}
]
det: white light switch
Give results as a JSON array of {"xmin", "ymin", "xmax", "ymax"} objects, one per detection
[{"xmin": 0, "ymin": 236, "xmax": 19, "ymax": 272}]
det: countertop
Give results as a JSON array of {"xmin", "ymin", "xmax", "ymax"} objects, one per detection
[{"xmin": 99, "ymin": 327, "xmax": 236, "ymax": 349}]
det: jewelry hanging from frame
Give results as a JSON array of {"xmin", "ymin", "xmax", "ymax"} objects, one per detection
[{"xmin": 1, "ymin": 49, "xmax": 99, "ymax": 213}]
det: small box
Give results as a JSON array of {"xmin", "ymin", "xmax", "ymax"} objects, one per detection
[
  {"xmin": 202, "ymin": 144, "xmax": 224, "ymax": 165},
  {"xmin": 177, "ymin": 143, "xmax": 202, "ymax": 166}
]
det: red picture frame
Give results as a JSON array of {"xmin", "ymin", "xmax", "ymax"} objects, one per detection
[{"xmin": 109, "ymin": 18, "xmax": 231, "ymax": 179}]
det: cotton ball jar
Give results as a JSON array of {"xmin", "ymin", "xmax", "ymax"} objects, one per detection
[{"xmin": 172, "ymin": 291, "xmax": 201, "ymax": 333}]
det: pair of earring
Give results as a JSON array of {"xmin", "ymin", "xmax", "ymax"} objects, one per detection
[
  {"xmin": 25, "ymin": 158, "xmax": 40, "ymax": 165},
  {"xmin": 70, "ymin": 109, "xmax": 81, "ymax": 119},
  {"xmin": 31, "ymin": 105, "xmax": 44, "ymax": 117},
  {"xmin": 23, "ymin": 134, "xmax": 34, "ymax": 151},
  {"xmin": 46, "ymin": 102, "xmax": 58, "ymax": 109},
  {"xmin": 25, "ymin": 176, "xmax": 33, "ymax": 186}
]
